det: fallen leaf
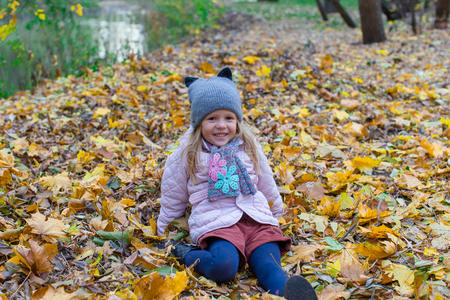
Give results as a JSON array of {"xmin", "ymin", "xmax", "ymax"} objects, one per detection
[
  {"xmin": 133, "ymin": 270, "xmax": 188, "ymax": 300},
  {"xmin": 25, "ymin": 212, "xmax": 66, "ymax": 242},
  {"xmin": 39, "ymin": 172, "xmax": 72, "ymax": 194},
  {"xmin": 318, "ymin": 284, "xmax": 350, "ymax": 300},
  {"xmin": 383, "ymin": 262, "xmax": 415, "ymax": 297},
  {"xmin": 286, "ymin": 244, "xmax": 325, "ymax": 263},
  {"xmin": 14, "ymin": 240, "xmax": 58, "ymax": 275},
  {"xmin": 31, "ymin": 285, "xmax": 74, "ymax": 300}
]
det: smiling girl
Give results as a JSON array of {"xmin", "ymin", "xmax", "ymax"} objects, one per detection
[{"xmin": 157, "ymin": 67, "xmax": 317, "ymax": 299}]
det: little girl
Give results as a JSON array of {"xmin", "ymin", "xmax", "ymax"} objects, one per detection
[{"xmin": 157, "ymin": 67, "xmax": 317, "ymax": 299}]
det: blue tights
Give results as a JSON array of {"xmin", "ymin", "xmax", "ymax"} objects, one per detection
[{"xmin": 184, "ymin": 239, "xmax": 288, "ymax": 295}]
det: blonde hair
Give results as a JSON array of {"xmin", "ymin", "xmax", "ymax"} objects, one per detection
[{"xmin": 183, "ymin": 121, "xmax": 260, "ymax": 183}]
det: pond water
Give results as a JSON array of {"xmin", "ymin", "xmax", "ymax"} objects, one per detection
[{"xmin": 86, "ymin": 1, "xmax": 149, "ymax": 61}]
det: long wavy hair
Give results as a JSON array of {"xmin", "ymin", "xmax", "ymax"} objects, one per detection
[{"xmin": 183, "ymin": 121, "xmax": 260, "ymax": 183}]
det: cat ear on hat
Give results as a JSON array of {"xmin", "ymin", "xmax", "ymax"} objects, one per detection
[
  {"xmin": 217, "ymin": 67, "xmax": 232, "ymax": 80},
  {"xmin": 185, "ymin": 77, "xmax": 198, "ymax": 87}
]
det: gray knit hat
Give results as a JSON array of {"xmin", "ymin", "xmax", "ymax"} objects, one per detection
[{"xmin": 185, "ymin": 67, "xmax": 243, "ymax": 129}]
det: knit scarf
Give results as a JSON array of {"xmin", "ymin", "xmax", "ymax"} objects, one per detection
[{"xmin": 206, "ymin": 138, "xmax": 257, "ymax": 201}]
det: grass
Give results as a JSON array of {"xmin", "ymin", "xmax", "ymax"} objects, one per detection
[{"xmin": 229, "ymin": 0, "xmax": 359, "ymax": 26}]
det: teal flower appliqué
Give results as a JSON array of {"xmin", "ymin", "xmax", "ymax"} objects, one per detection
[{"xmin": 214, "ymin": 165, "xmax": 239, "ymax": 194}]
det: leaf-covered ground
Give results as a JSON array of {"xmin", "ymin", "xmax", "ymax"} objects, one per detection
[{"xmin": 0, "ymin": 9, "xmax": 449, "ymax": 300}]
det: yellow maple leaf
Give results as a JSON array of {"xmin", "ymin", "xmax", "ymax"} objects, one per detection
[
  {"xmin": 256, "ymin": 65, "xmax": 271, "ymax": 77},
  {"xmin": 355, "ymin": 241, "xmax": 396, "ymax": 261},
  {"xmin": 325, "ymin": 260, "xmax": 341, "ymax": 277},
  {"xmin": 200, "ymin": 61, "xmax": 214, "ymax": 74},
  {"xmin": 26, "ymin": 212, "xmax": 67, "ymax": 242},
  {"xmin": 320, "ymin": 54, "xmax": 333, "ymax": 69},
  {"xmin": 347, "ymin": 156, "xmax": 381, "ymax": 172},
  {"xmin": 359, "ymin": 225, "xmax": 398, "ymax": 239},
  {"xmin": 40, "ymin": 172, "xmax": 72, "ymax": 194},
  {"xmin": 134, "ymin": 271, "xmax": 188, "ymax": 300},
  {"xmin": 332, "ymin": 109, "xmax": 349, "ymax": 122},
  {"xmin": 358, "ymin": 204, "xmax": 391, "ymax": 223},
  {"xmin": 317, "ymin": 196, "xmax": 341, "ymax": 217},
  {"xmin": 243, "ymin": 56, "xmax": 260, "ymax": 64},
  {"xmin": 76, "ymin": 150, "xmax": 96, "ymax": 165},
  {"xmin": 419, "ymin": 139, "xmax": 443, "ymax": 158},
  {"xmin": 383, "ymin": 262, "xmax": 415, "ymax": 297}
]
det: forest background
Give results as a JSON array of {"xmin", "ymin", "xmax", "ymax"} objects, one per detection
[{"xmin": 0, "ymin": 0, "xmax": 449, "ymax": 299}]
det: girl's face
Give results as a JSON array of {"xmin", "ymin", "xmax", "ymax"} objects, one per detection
[{"xmin": 201, "ymin": 110, "xmax": 237, "ymax": 147}]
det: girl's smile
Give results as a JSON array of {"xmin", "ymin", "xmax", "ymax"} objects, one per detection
[{"xmin": 201, "ymin": 110, "xmax": 237, "ymax": 147}]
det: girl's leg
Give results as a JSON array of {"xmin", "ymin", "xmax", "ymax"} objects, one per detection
[
  {"xmin": 183, "ymin": 239, "xmax": 240, "ymax": 283},
  {"xmin": 248, "ymin": 242, "xmax": 288, "ymax": 295}
]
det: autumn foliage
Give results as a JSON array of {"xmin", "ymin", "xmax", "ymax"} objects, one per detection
[{"xmin": 0, "ymin": 11, "xmax": 449, "ymax": 300}]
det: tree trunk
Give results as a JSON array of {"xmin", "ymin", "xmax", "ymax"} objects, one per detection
[
  {"xmin": 434, "ymin": 0, "xmax": 449, "ymax": 29},
  {"xmin": 358, "ymin": 0, "xmax": 387, "ymax": 44},
  {"xmin": 331, "ymin": 0, "xmax": 357, "ymax": 28},
  {"xmin": 316, "ymin": 0, "xmax": 329, "ymax": 21},
  {"xmin": 324, "ymin": 0, "xmax": 337, "ymax": 13}
]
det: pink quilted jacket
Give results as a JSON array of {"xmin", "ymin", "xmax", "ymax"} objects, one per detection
[{"xmin": 156, "ymin": 128, "xmax": 284, "ymax": 243}]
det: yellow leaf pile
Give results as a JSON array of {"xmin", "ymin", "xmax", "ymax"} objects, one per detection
[{"xmin": 0, "ymin": 7, "xmax": 448, "ymax": 299}]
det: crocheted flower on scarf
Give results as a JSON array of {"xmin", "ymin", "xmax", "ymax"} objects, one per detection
[
  {"xmin": 209, "ymin": 153, "xmax": 227, "ymax": 182},
  {"xmin": 214, "ymin": 165, "xmax": 239, "ymax": 194}
]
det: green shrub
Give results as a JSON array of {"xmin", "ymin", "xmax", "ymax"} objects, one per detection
[{"xmin": 0, "ymin": 0, "xmax": 99, "ymax": 98}]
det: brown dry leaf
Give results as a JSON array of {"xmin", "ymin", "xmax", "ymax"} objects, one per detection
[
  {"xmin": 13, "ymin": 137, "xmax": 29, "ymax": 153},
  {"xmin": 14, "ymin": 240, "xmax": 58, "ymax": 275},
  {"xmin": 277, "ymin": 162, "xmax": 295, "ymax": 185},
  {"xmin": 339, "ymin": 247, "xmax": 369, "ymax": 284},
  {"xmin": 397, "ymin": 174, "xmax": 423, "ymax": 189},
  {"xmin": 318, "ymin": 284, "xmax": 350, "ymax": 300},
  {"xmin": 260, "ymin": 293, "xmax": 284, "ymax": 299},
  {"xmin": 31, "ymin": 285, "xmax": 74, "ymax": 300},
  {"xmin": 344, "ymin": 122, "xmax": 365, "ymax": 137},
  {"xmin": 0, "ymin": 150, "xmax": 15, "ymax": 165},
  {"xmin": 133, "ymin": 271, "xmax": 188, "ymax": 300},
  {"xmin": 340, "ymin": 99, "xmax": 359, "ymax": 110},
  {"xmin": 27, "ymin": 142, "xmax": 50, "ymax": 158},
  {"xmin": 89, "ymin": 216, "xmax": 108, "ymax": 231},
  {"xmin": 297, "ymin": 181, "xmax": 326, "ymax": 201},
  {"xmin": 25, "ymin": 212, "xmax": 66, "ymax": 242},
  {"xmin": 286, "ymin": 244, "xmax": 326, "ymax": 263},
  {"xmin": 39, "ymin": 172, "xmax": 72, "ymax": 194}
]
